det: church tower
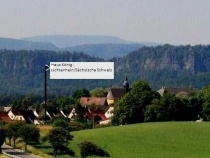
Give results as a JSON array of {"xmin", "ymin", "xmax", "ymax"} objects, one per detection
[{"xmin": 123, "ymin": 75, "xmax": 129, "ymax": 92}]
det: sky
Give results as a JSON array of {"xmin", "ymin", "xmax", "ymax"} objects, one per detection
[{"xmin": 0, "ymin": 0, "xmax": 210, "ymax": 45}]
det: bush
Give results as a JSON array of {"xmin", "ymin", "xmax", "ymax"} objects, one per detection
[
  {"xmin": 0, "ymin": 120, "xmax": 7, "ymax": 127},
  {"xmin": 52, "ymin": 118, "xmax": 70, "ymax": 131},
  {"xmin": 94, "ymin": 123, "xmax": 112, "ymax": 129},
  {"xmin": 42, "ymin": 127, "xmax": 74, "ymax": 157},
  {"xmin": 50, "ymin": 116, "xmax": 69, "ymax": 124},
  {"xmin": 78, "ymin": 141, "xmax": 110, "ymax": 158},
  {"xmin": 69, "ymin": 122, "xmax": 86, "ymax": 131}
]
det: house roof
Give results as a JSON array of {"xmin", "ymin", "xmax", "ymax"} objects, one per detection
[
  {"xmin": 83, "ymin": 109, "xmax": 107, "ymax": 121},
  {"xmin": 11, "ymin": 110, "xmax": 22, "ymax": 116},
  {"xmin": 0, "ymin": 111, "xmax": 12, "ymax": 123},
  {"xmin": 20, "ymin": 110, "xmax": 36, "ymax": 124},
  {"xmin": 106, "ymin": 88, "xmax": 127, "ymax": 99},
  {"xmin": 157, "ymin": 87, "xmax": 197, "ymax": 96},
  {"xmin": 4, "ymin": 107, "xmax": 11, "ymax": 112},
  {"xmin": 80, "ymin": 97, "xmax": 107, "ymax": 107}
]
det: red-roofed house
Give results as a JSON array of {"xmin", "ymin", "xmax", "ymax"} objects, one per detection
[
  {"xmin": 100, "ymin": 76, "xmax": 130, "ymax": 124},
  {"xmin": 0, "ymin": 111, "xmax": 12, "ymax": 123},
  {"xmin": 79, "ymin": 97, "xmax": 108, "ymax": 121},
  {"xmin": 80, "ymin": 97, "xmax": 108, "ymax": 109}
]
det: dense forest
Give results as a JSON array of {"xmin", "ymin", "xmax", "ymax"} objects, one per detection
[
  {"xmin": 0, "ymin": 50, "xmax": 105, "ymax": 96},
  {"xmin": 0, "ymin": 44, "xmax": 210, "ymax": 97}
]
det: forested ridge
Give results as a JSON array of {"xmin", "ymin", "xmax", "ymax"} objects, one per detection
[
  {"xmin": 0, "ymin": 44, "xmax": 210, "ymax": 96},
  {"xmin": 113, "ymin": 44, "xmax": 210, "ymax": 89},
  {"xmin": 0, "ymin": 50, "xmax": 104, "ymax": 95}
]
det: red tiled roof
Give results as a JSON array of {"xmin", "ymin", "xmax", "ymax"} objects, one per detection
[
  {"xmin": 0, "ymin": 112, "xmax": 12, "ymax": 123},
  {"xmin": 97, "ymin": 111, "xmax": 107, "ymax": 121},
  {"xmin": 80, "ymin": 97, "xmax": 107, "ymax": 107}
]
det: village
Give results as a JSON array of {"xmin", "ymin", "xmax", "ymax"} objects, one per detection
[{"xmin": 0, "ymin": 76, "xmax": 197, "ymax": 127}]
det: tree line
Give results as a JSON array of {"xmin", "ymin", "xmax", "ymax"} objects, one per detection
[
  {"xmin": 112, "ymin": 80, "xmax": 210, "ymax": 125},
  {"xmin": 0, "ymin": 116, "xmax": 110, "ymax": 157}
]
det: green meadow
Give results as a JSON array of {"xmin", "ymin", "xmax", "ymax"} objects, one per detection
[
  {"xmin": 36, "ymin": 122, "xmax": 210, "ymax": 158},
  {"xmin": 0, "ymin": 155, "xmax": 9, "ymax": 158}
]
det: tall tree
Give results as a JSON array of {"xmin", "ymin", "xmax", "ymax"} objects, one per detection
[
  {"xmin": 21, "ymin": 96, "xmax": 33, "ymax": 110},
  {"xmin": 19, "ymin": 124, "xmax": 40, "ymax": 152},
  {"xmin": 7, "ymin": 121, "xmax": 25, "ymax": 148},
  {"xmin": 0, "ymin": 127, "xmax": 6, "ymax": 153},
  {"xmin": 145, "ymin": 93, "xmax": 186, "ymax": 122},
  {"xmin": 72, "ymin": 88, "xmax": 90, "ymax": 100},
  {"xmin": 197, "ymin": 86, "xmax": 210, "ymax": 120},
  {"xmin": 90, "ymin": 87, "xmax": 107, "ymax": 97},
  {"xmin": 112, "ymin": 80, "xmax": 160, "ymax": 125},
  {"xmin": 42, "ymin": 127, "xmax": 74, "ymax": 157}
]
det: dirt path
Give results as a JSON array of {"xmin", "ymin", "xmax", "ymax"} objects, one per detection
[{"xmin": 2, "ymin": 144, "xmax": 42, "ymax": 158}]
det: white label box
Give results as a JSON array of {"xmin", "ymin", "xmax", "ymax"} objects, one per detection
[{"xmin": 50, "ymin": 62, "xmax": 114, "ymax": 79}]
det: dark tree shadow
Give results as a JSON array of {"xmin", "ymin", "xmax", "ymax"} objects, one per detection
[
  {"xmin": 33, "ymin": 145, "xmax": 52, "ymax": 149},
  {"xmin": 47, "ymin": 147, "xmax": 75, "ymax": 157},
  {"xmin": 78, "ymin": 141, "xmax": 110, "ymax": 158}
]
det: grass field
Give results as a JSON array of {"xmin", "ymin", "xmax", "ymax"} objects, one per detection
[
  {"xmin": 35, "ymin": 122, "xmax": 210, "ymax": 158},
  {"xmin": 0, "ymin": 155, "xmax": 9, "ymax": 158}
]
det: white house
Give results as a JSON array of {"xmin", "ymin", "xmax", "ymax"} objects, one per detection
[
  {"xmin": 60, "ymin": 110, "xmax": 67, "ymax": 117},
  {"xmin": 105, "ymin": 107, "xmax": 114, "ymax": 119},
  {"xmin": 8, "ymin": 110, "xmax": 25, "ymax": 121},
  {"xmin": 33, "ymin": 110, "xmax": 39, "ymax": 117},
  {"xmin": 68, "ymin": 108, "xmax": 77, "ymax": 119}
]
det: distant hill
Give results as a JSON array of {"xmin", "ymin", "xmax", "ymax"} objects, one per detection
[
  {"xmin": 64, "ymin": 43, "xmax": 144, "ymax": 60},
  {"xmin": 22, "ymin": 35, "xmax": 159, "ymax": 48},
  {"xmin": 0, "ymin": 37, "xmax": 59, "ymax": 51},
  {"xmin": 22, "ymin": 35, "xmax": 159, "ymax": 59},
  {"xmin": 0, "ymin": 35, "xmax": 161, "ymax": 60}
]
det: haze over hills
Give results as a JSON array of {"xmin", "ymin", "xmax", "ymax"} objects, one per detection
[
  {"xmin": 22, "ymin": 35, "xmax": 152, "ymax": 48},
  {"xmin": 0, "ymin": 35, "xmax": 160, "ymax": 59},
  {"xmin": 22, "ymin": 35, "xmax": 160, "ymax": 48},
  {"xmin": 0, "ymin": 37, "xmax": 59, "ymax": 51},
  {"xmin": 63, "ymin": 43, "xmax": 144, "ymax": 60}
]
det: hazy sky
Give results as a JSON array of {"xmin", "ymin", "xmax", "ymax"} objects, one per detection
[{"xmin": 0, "ymin": 0, "xmax": 210, "ymax": 45}]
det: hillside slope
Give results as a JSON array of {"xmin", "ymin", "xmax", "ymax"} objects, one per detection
[{"xmin": 38, "ymin": 122, "xmax": 210, "ymax": 158}]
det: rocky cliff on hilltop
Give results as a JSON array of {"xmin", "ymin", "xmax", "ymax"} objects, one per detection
[{"xmin": 115, "ymin": 44, "xmax": 210, "ymax": 73}]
